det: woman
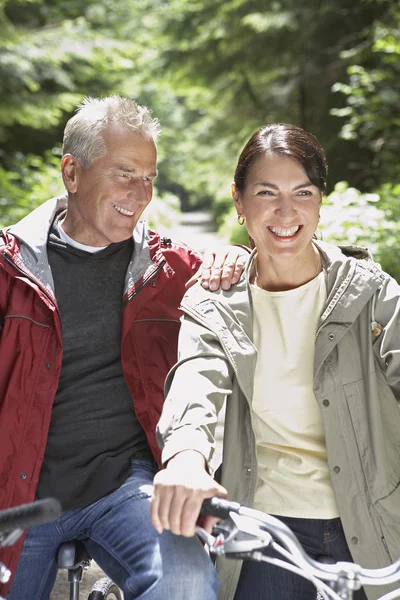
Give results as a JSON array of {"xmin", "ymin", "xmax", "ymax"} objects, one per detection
[{"xmin": 150, "ymin": 124, "xmax": 400, "ymax": 600}]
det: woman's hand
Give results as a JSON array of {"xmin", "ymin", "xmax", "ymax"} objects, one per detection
[{"xmin": 150, "ymin": 450, "xmax": 227, "ymax": 537}]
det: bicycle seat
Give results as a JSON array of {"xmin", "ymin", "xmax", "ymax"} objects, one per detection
[{"xmin": 57, "ymin": 541, "xmax": 91, "ymax": 570}]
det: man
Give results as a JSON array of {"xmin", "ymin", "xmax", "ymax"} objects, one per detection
[{"xmin": 0, "ymin": 96, "xmax": 246, "ymax": 599}]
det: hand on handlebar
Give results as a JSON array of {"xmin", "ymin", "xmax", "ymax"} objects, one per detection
[{"xmin": 150, "ymin": 451, "xmax": 227, "ymax": 537}]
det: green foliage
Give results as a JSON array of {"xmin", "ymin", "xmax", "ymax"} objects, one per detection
[
  {"xmin": 142, "ymin": 191, "xmax": 181, "ymax": 231},
  {"xmin": 0, "ymin": 0, "xmax": 143, "ymax": 156},
  {"xmin": 0, "ymin": 150, "xmax": 63, "ymax": 228},
  {"xmin": 135, "ymin": 0, "xmax": 387, "ymax": 202},
  {"xmin": 321, "ymin": 182, "xmax": 400, "ymax": 281},
  {"xmin": 332, "ymin": 2, "xmax": 400, "ymax": 188},
  {"xmin": 0, "ymin": 0, "xmax": 399, "ymax": 260}
]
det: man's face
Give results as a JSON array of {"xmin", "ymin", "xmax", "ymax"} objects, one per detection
[{"xmin": 62, "ymin": 127, "xmax": 158, "ymax": 246}]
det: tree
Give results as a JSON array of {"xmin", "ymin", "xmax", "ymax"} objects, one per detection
[
  {"xmin": 136, "ymin": 0, "xmax": 388, "ymax": 205},
  {"xmin": 0, "ymin": 0, "xmax": 144, "ymax": 223},
  {"xmin": 332, "ymin": 1, "xmax": 400, "ymax": 188}
]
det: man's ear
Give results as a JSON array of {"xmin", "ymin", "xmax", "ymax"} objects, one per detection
[{"xmin": 61, "ymin": 154, "xmax": 80, "ymax": 193}]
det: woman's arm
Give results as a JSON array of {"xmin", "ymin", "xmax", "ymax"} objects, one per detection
[
  {"xmin": 152, "ymin": 315, "xmax": 233, "ymax": 536},
  {"xmin": 372, "ymin": 274, "xmax": 400, "ymax": 401}
]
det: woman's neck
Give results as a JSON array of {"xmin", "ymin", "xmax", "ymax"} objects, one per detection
[{"xmin": 253, "ymin": 245, "xmax": 322, "ymax": 292}]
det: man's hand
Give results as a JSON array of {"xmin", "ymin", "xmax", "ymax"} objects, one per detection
[
  {"xmin": 150, "ymin": 450, "xmax": 227, "ymax": 537},
  {"xmin": 186, "ymin": 245, "xmax": 249, "ymax": 292}
]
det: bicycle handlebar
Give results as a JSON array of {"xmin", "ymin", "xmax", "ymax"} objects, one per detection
[
  {"xmin": 0, "ymin": 498, "xmax": 62, "ymax": 533},
  {"xmin": 201, "ymin": 497, "xmax": 240, "ymax": 519},
  {"xmin": 200, "ymin": 498, "xmax": 400, "ymax": 592}
]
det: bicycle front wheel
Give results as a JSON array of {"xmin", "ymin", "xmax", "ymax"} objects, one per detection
[{"xmin": 88, "ymin": 576, "xmax": 123, "ymax": 600}]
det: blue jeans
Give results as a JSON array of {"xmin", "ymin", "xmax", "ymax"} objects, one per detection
[
  {"xmin": 8, "ymin": 460, "xmax": 218, "ymax": 600},
  {"xmin": 234, "ymin": 515, "xmax": 368, "ymax": 599}
]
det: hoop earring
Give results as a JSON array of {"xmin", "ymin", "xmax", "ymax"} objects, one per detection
[{"xmin": 237, "ymin": 215, "xmax": 245, "ymax": 226}]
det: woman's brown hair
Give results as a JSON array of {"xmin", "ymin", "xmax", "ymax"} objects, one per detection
[{"xmin": 233, "ymin": 124, "xmax": 328, "ymax": 195}]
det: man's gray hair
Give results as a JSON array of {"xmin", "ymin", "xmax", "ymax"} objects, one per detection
[{"xmin": 62, "ymin": 95, "xmax": 161, "ymax": 169}]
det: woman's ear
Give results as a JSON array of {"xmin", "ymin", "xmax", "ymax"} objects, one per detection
[{"xmin": 232, "ymin": 182, "xmax": 243, "ymax": 215}]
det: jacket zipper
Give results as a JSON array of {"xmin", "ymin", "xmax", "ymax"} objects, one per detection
[
  {"xmin": 121, "ymin": 260, "xmax": 166, "ymax": 312},
  {"xmin": 4, "ymin": 253, "xmax": 58, "ymax": 311}
]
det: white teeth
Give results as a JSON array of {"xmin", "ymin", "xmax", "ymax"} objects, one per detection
[
  {"xmin": 269, "ymin": 226, "xmax": 300, "ymax": 237},
  {"xmin": 113, "ymin": 204, "xmax": 135, "ymax": 217}
]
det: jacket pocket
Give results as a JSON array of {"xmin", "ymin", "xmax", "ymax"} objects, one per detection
[
  {"xmin": 374, "ymin": 482, "xmax": 400, "ymax": 559},
  {"xmin": 343, "ymin": 375, "xmax": 400, "ymax": 501}
]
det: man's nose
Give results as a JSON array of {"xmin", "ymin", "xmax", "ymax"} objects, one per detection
[{"xmin": 129, "ymin": 179, "xmax": 150, "ymax": 203}]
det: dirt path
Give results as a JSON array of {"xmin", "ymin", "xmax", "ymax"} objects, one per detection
[
  {"xmin": 163, "ymin": 210, "xmax": 227, "ymax": 253},
  {"xmin": 50, "ymin": 211, "xmax": 224, "ymax": 599}
]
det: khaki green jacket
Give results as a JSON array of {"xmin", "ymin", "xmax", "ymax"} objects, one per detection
[{"xmin": 157, "ymin": 241, "xmax": 400, "ymax": 600}]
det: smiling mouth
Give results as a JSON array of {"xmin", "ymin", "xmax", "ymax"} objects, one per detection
[
  {"xmin": 113, "ymin": 203, "xmax": 135, "ymax": 217},
  {"xmin": 268, "ymin": 225, "xmax": 301, "ymax": 238}
]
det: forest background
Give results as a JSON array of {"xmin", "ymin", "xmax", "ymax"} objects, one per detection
[{"xmin": 0, "ymin": 0, "xmax": 399, "ymax": 280}]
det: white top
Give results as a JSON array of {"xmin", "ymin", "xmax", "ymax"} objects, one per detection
[
  {"xmin": 57, "ymin": 220, "xmax": 108, "ymax": 254},
  {"xmin": 250, "ymin": 272, "xmax": 339, "ymax": 518}
]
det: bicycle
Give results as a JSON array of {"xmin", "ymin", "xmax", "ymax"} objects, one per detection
[
  {"xmin": 0, "ymin": 498, "xmax": 122, "ymax": 600},
  {"xmin": 56, "ymin": 539, "xmax": 122, "ymax": 600},
  {"xmin": 198, "ymin": 497, "xmax": 400, "ymax": 600}
]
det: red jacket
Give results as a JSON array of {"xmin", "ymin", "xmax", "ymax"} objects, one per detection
[{"xmin": 0, "ymin": 197, "xmax": 202, "ymax": 593}]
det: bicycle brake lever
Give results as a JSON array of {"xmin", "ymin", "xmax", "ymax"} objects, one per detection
[
  {"xmin": 196, "ymin": 527, "xmax": 227, "ymax": 555},
  {"xmin": 197, "ymin": 514, "xmax": 273, "ymax": 558}
]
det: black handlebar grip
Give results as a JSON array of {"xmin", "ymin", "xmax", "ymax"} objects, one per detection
[
  {"xmin": 201, "ymin": 497, "xmax": 241, "ymax": 519},
  {"xmin": 0, "ymin": 498, "xmax": 62, "ymax": 533}
]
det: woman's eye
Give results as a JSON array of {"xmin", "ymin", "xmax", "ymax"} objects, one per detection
[
  {"xmin": 297, "ymin": 190, "xmax": 312, "ymax": 196},
  {"xmin": 257, "ymin": 190, "xmax": 274, "ymax": 196}
]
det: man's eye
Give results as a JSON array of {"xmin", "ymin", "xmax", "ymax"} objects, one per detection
[
  {"xmin": 298, "ymin": 190, "xmax": 312, "ymax": 196},
  {"xmin": 257, "ymin": 190, "xmax": 274, "ymax": 196}
]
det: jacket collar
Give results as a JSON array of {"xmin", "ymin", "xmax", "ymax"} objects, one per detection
[
  {"xmin": 8, "ymin": 196, "xmax": 68, "ymax": 256},
  {"xmin": 184, "ymin": 241, "xmax": 385, "ymax": 334},
  {"xmin": 314, "ymin": 240, "xmax": 385, "ymax": 325},
  {"xmin": 5, "ymin": 196, "xmax": 159, "ymax": 298}
]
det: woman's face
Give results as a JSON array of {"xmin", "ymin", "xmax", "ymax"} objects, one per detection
[{"xmin": 234, "ymin": 153, "xmax": 322, "ymax": 261}]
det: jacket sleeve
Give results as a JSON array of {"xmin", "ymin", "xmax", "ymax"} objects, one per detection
[
  {"xmin": 0, "ymin": 259, "xmax": 6, "ymax": 338},
  {"xmin": 372, "ymin": 274, "xmax": 400, "ymax": 403},
  {"xmin": 156, "ymin": 314, "xmax": 234, "ymax": 473}
]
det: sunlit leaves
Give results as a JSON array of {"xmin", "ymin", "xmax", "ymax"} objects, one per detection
[{"xmin": 332, "ymin": 3, "xmax": 400, "ymax": 187}]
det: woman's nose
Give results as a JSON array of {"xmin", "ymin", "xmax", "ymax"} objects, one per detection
[{"xmin": 275, "ymin": 196, "xmax": 296, "ymax": 218}]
